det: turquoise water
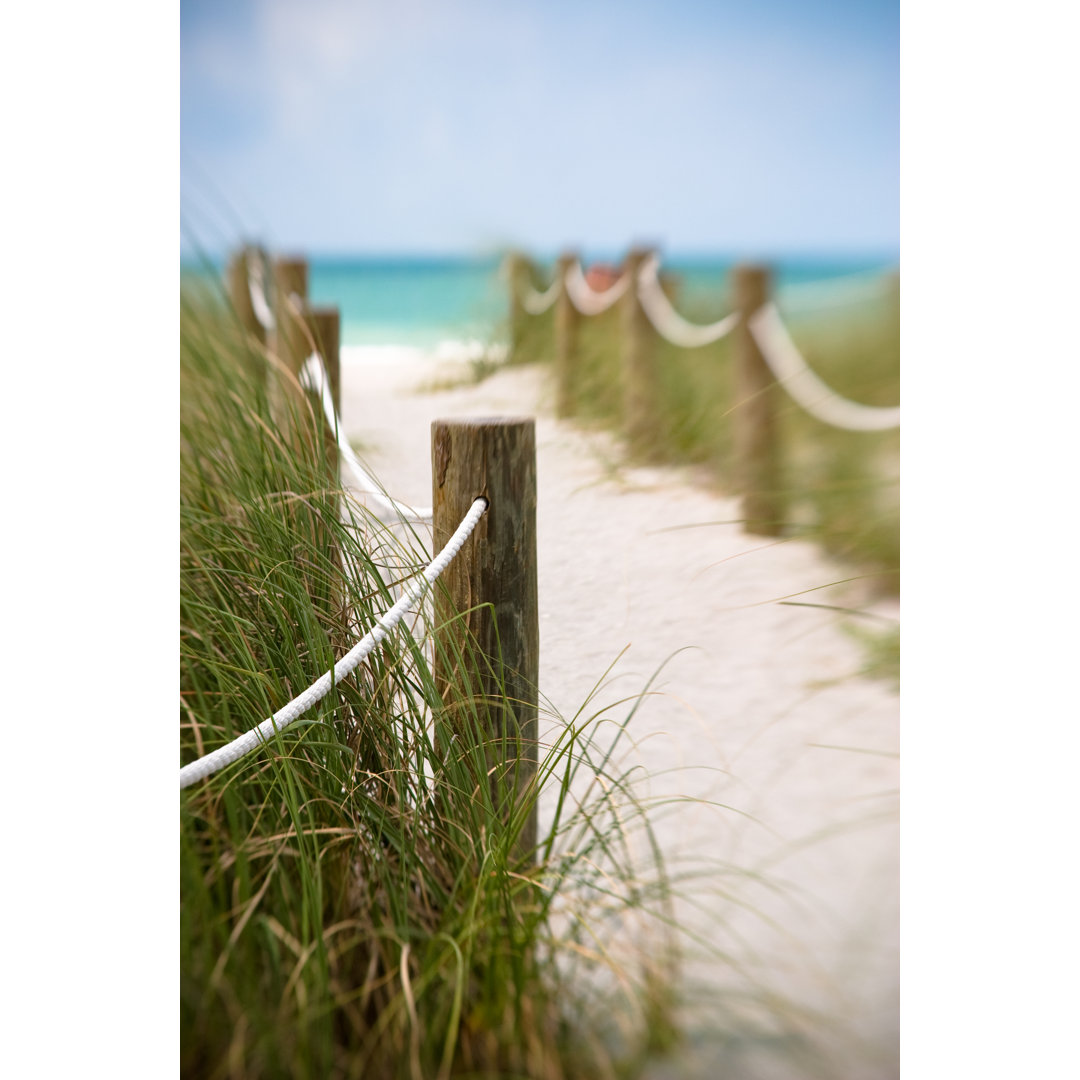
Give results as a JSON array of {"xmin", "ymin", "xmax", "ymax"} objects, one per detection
[
  {"xmin": 309, "ymin": 257, "xmax": 506, "ymax": 348},
  {"xmin": 184, "ymin": 253, "xmax": 898, "ymax": 348}
]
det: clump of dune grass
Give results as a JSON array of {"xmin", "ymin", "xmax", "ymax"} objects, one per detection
[
  {"xmin": 505, "ymin": 261, "xmax": 899, "ymax": 591},
  {"xmin": 180, "ymin": 281, "xmax": 691, "ymax": 1078},
  {"xmin": 844, "ymin": 621, "xmax": 901, "ymax": 690}
]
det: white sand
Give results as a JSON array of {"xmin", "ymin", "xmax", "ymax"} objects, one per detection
[{"xmin": 339, "ymin": 349, "xmax": 900, "ymax": 1080}]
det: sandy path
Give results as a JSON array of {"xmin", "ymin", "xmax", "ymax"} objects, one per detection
[{"xmin": 339, "ymin": 352, "xmax": 900, "ymax": 1080}]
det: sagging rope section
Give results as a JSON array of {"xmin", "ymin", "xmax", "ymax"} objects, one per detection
[
  {"xmin": 564, "ymin": 260, "xmax": 629, "ymax": 315},
  {"xmin": 520, "ymin": 275, "xmax": 560, "ymax": 315},
  {"xmin": 636, "ymin": 254, "xmax": 738, "ymax": 348},
  {"xmin": 517, "ymin": 252, "xmax": 899, "ymax": 432},
  {"xmin": 749, "ymin": 302, "xmax": 900, "ymax": 431},
  {"xmin": 179, "ymin": 496, "xmax": 488, "ymax": 789},
  {"xmin": 242, "ymin": 260, "xmax": 434, "ymax": 521},
  {"xmin": 300, "ymin": 353, "xmax": 433, "ymax": 522}
]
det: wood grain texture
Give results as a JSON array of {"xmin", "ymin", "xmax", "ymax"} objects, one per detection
[{"xmin": 431, "ymin": 418, "xmax": 539, "ymax": 860}]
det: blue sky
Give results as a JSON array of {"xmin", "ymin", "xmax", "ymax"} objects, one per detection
[{"xmin": 181, "ymin": 0, "xmax": 897, "ymax": 257}]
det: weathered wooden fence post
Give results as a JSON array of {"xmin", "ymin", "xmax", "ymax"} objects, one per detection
[
  {"xmin": 431, "ymin": 419, "xmax": 539, "ymax": 863},
  {"xmin": 307, "ymin": 306, "xmax": 341, "ymax": 413},
  {"xmin": 308, "ymin": 305, "xmax": 341, "ymax": 482},
  {"xmin": 272, "ymin": 256, "xmax": 309, "ymax": 376},
  {"xmin": 732, "ymin": 264, "xmax": 782, "ymax": 536},
  {"xmin": 226, "ymin": 245, "xmax": 267, "ymax": 345},
  {"xmin": 267, "ymin": 259, "xmax": 340, "ymax": 489},
  {"xmin": 506, "ymin": 252, "xmax": 528, "ymax": 364},
  {"xmin": 620, "ymin": 246, "xmax": 660, "ymax": 456},
  {"xmin": 553, "ymin": 252, "xmax": 579, "ymax": 419}
]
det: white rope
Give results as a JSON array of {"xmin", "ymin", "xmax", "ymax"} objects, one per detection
[
  {"xmin": 518, "ymin": 273, "xmax": 561, "ymax": 315},
  {"xmin": 636, "ymin": 254, "xmax": 738, "ymax": 347},
  {"xmin": 247, "ymin": 257, "xmax": 276, "ymax": 332},
  {"xmin": 300, "ymin": 353, "xmax": 433, "ymax": 523},
  {"xmin": 179, "ymin": 497, "xmax": 487, "ymax": 789},
  {"xmin": 564, "ymin": 261, "xmax": 629, "ymax": 315},
  {"xmin": 778, "ymin": 268, "xmax": 895, "ymax": 313},
  {"xmin": 748, "ymin": 302, "xmax": 900, "ymax": 432}
]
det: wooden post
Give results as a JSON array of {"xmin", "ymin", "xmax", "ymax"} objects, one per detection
[
  {"xmin": 506, "ymin": 252, "xmax": 528, "ymax": 364},
  {"xmin": 553, "ymin": 252, "xmax": 579, "ymax": 419},
  {"xmin": 431, "ymin": 419, "xmax": 539, "ymax": 863},
  {"xmin": 267, "ymin": 258, "xmax": 328, "ymax": 476},
  {"xmin": 226, "ymin": 246, "xmax": 266, "ymax": 345},
  {"xmin": 620, "ymin": 247, "xmax": 660, "ymax": 456},
  {"xmin": 272, "ymin": 256, "xmax": 309, "ymax": 376},
  {"xmin": 308, "ymin": 305, "xmax": 341, "ymax": 483},
  {"xmin": 732, "ymin": 264, "xmax": 782, "ymax": 536},
  {"xmin": 307, "ymin": 306, "xmax": 341, "ymax": 417}
]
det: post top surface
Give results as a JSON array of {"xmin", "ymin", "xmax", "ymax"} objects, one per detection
[
  {"xmin": 432, "ymin": 416, "xmax": 536, "ymax": 430},
  {"xmin": 732, "ymin": 263, "xmax": 773, "ymax": 278}
]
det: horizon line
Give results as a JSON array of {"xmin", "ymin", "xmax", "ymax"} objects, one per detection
[{"xmin": 181, "ymin": 245, "xmax": 900, "ymax": 264}]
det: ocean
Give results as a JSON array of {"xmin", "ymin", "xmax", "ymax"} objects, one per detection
[{"xmin": 183, "ymin": 253, "xmax": 898, "ymax": 353}]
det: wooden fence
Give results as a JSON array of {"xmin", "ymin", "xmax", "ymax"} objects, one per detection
[
  {"xmin": 225, "ymin": 247, "xmax": 539, "ymax": 860},
  {"xmin": 511, "ymin": 248, "xmax": 788, "ymax": 536}
]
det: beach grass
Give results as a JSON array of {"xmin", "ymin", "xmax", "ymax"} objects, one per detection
[
  {"xmin": 845, "ymin": 621, "xmax": 901, "ymax": 689},
  {"xmin": 180, "ymin": 283, "xmax": 696, "ymax": 1078}
]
